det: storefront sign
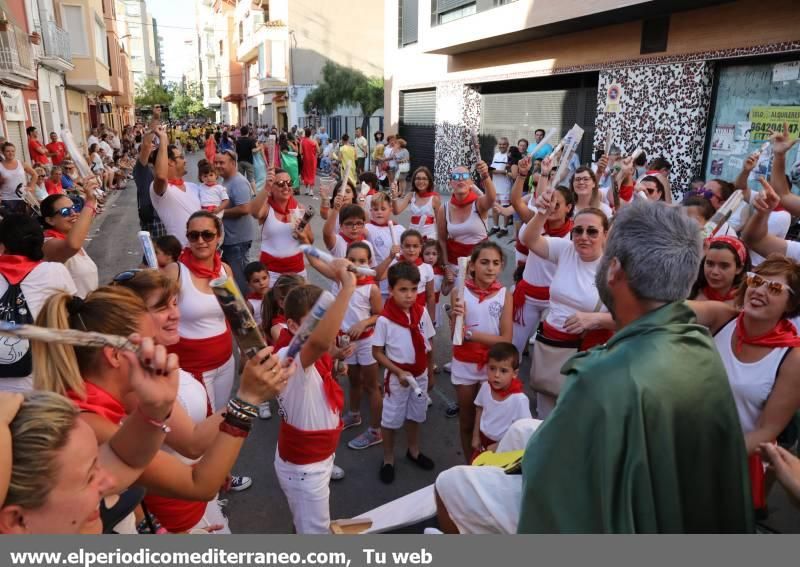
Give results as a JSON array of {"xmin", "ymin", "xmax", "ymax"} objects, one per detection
[
  {"xmin": 749, "ymin": 106, "xmax": 800, "ymax": 142},
  {"xmin": 773, "ymin": 61, "xmax": 800, "ymax": 83},
  {"xmin": 0, "ymin": 88, "xmax": 27, "ymax": 121},
  {"xmin": 605, "ymin": 84, "xmax": 623, "ymax": 114}
]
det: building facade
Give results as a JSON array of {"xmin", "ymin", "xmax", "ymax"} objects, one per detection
[
  {"xmin": 196, "ymin": 0, "xmax": 222, "ymax": 120},
  {"xmin": 122, "ymin": 0, "xmax": 158, "ymax": 86},
  {"xmin": 384, "ymin": 0, "xmax": 800, "ymax": 194}
]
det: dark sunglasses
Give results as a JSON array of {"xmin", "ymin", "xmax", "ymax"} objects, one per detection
[
  {"xmin": 186, "ymin": 230, "xmax": 218, "ymax": 243},
  {"xmin": 113, "ymin": 269, "xmax": 142, "ymax": 283},
  {"xmin": 571, "ymin": 226, "xmax": 602, "ymax": 239},
  {"xmin": 450, "ymin": 172, "xmax": 471, "ymax": 181},
  {"xmin": 274, "ymin": 180, "xmax": 291, "ymax": 188},
  {"xmin": 56, "ymin": 202, "xmax": 83, "ymax": 217}
]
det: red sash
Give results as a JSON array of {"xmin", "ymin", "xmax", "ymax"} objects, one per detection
[
  {"xmin": 339, "ymin": 326, "xmax": 374, "ymax": 342},
  {"xmin": 453, "ymin": 341, "xmax": 490, "ymax": 370},
  {"xmin": 542, "ymin": 321, "xmax": 582, "ymax": 343},
  {"xmin": 143, "ymin": 494, "xmax": 206, "ymax": 534},
  {"xmin": 470, "ymin": 431, "xmax": 497, "ymax": 464},
  {"xmin": 380, "ymin": 298, "xmax": 428, "ymax": 378},
  {"xmin": 410, "ymin": 215, "xmax": 435, "ymax": 225},
  {"xmin": 512, "ymin": 279, "xmax": 550, "ymax": 325},
  {"xmin": 446, "ymin": 238, "xmax": 485, "ymax": 265},
  {"xmin": 278, "ymin": 420, "xmax": 342, "ymax": 465},
  {"xmin": 416, "ymin": 291, "xmax": 428, "ymax": 308},
  {"xmin": 259, "ymin": 250, "xmax": 305, "ymax": 274},
  {"xmin": 168, "ymin": 331, "xmax": 233, "ymax": 415},
  {"xmin": 542, "ymin": 321, "xmax": 611, "ymax": 352}
]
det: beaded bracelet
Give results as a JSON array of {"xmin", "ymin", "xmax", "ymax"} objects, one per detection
[
  {"xmin": 229, "ymin": 396, "xmax": 259, "ymax": 416},
  {"xmin": 222, "ymin": 411, "xmax": 252, "ymax": 433},
  {"xmin": 225, "ymin": 405, "xmax": 253, "ymax": 424}
]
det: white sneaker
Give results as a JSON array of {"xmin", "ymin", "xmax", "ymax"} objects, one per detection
[
  {"xmin": 330, "ymin": 464, "xmax": 345, "ymax": 481},
  {"xmin": 258, "ymin": 401, "xmax": 272, "ymax": 419},
  {"xmin": 424, "ymin": 527, "xmax": 444, "ymax": 535},
  {"xmin": 443, "ymin": 362, "xmax": 452, "ymax": 373},
  {"xmin": 426, "ymin": 393, "xmax": 433, "ymax": 407}
]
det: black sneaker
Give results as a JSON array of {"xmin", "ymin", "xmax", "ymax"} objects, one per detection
[
  {"xmin": 445, "ymin": 403, "xmax": 459, "ymax": 418},
  {"xmin": 488, "ymin": 227, "xmax": 501, "ymax": 236},
  {"xmin": 407, "ymin": 450, "xmax": 435, "ymax": 470},
  {"xmin": 497, "ymin": 229, "xmax": 509, "ymax": 238},
  {"xmin": 379, "ymin": 463, "xmax": 395, "ymax": 484}
]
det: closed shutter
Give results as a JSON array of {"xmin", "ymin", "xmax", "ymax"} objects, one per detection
[
  {"xmin": 399, "ymin": 0, "xmax": 418, "ymax": 46},
  {"xmin": 399, "ymin": 89, "xmax": 435, "ymax": 174},
  {"xmin": 69, "ymin": 112, "xmax": 84, "ymax": 148},
  {"xmin": 480, "ymin": 87, "xmax": 597, "ymax": 166},
  {"xmin": 29, "ymin": 102, "xmax": 42, "ymax": 137},
  {"xmin": 6, "ymin": 121, "xmax": 27, "ymax": 162},
  {"xmin": 42, "ymin": 101, "xmax": 55, "ymax": 136}
]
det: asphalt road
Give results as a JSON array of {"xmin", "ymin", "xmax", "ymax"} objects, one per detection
[{"xmin": 86, "ymin": 149, "xmax": 800, "ymax": 534}]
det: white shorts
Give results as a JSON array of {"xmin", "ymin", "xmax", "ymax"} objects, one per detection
[
  {"xmin": 381, "ymin": 371, "xmax": 429, "ymax": 429},
  {"xmin": 496, "ymin": 188, "xmax": 511, "ymax": 207},
  {"xmin": 274, "ymin": 450, "xmax": 334, "ymax": 534},
  {"xmin": 267, "ymin": 269, "xmax": 307, "ymax": 289},
  {"xmin": 450, "ymin": 359, "xmax": 487, "ymax": 386},
  {"xmin": 344, "ymin": 336, "xmax": 376, "ymax": 366}
]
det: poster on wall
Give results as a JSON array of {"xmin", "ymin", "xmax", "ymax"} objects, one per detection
[
  {"xmin": 711, "ymin": 125, "xmax": 735, "ymax": 153},
  {"xmin": 773, "ymin": 62, "xmax": 800, "ymax": 83},
  {"xmin": 0, "ymin": 88, "xmax": 27, "ymax": 122},
  {"xmin": 604, "ymin": 84, "xmax": 623, "ymax": 114},
  {"xmin": 735, "ymin": 121, "xmax": 752, "ymax": 141},
  {"xmin": 749, "ymin": 106, "xmax": 800, "ymax": 142}
]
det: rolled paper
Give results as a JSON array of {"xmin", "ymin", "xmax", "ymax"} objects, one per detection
[
  {"xmin": 60, "ymin": 129, "xmax": 93, "ymax": 179},
  {"xmin": 335, "ymin": 334, "xmax": 351, "ymax": 375},
  {"xmin": 388, "ymin": 220, "xmax": 398, "ymax": 247},
  {"xmin": 299, "ymin": 245, "xmax": 377, "ymax": 276},
  {"xmin": 0, "ymin": 321, "xmax": 135, "ymax": 351},
  {"xmin": 360, "ymin": 181, "xmax": 371, "ymax": 198},
  {"xmin": 283, "ymin": 291, "xmax": 335, "ymax": 361},
  {"xmin": 404, "ymin": 375, "xmax": 424, "ymax": 398},
  {"xmin": 451, "ymin": 256, "xmax": 469, "ymax": 346},
  {"xmin": 528, "ymin": 127, "xmax": 558, "ymax": 158},
  {"xmin": 294, "ymin": 207, "xmax": 315, "ymax": 234},
  {"xmin": 553, "ymin": 124, "xmax": 585, "ymax": 185},
  {"xmin": 702, "ymin": 190, "xmax": 744, "ymax": 240},
  {"xmin": 604, "ymin": 130, "xmax": 613, "ymax": 156},
  {"xmin": 138, "ymin": 231, "xmax": 158, "ymax": 269},
  {"xmin": 209, "ymin": 275, "xmax": 268, "ymax": 360}
]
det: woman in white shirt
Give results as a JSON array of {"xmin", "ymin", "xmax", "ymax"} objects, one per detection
[
  {"xmin": 0, "ymin": 142, "xmax": 37, "ymax": 216},
  {"xmin": 40, "ymin": 188, "xmax": 100, "ymax": 298},
  {"xmin": 571, "ymin": 167, "xmax": 613, "ymax": 218},
  {"xmin": 522, "ymin": 170, "xmax": 611, "ymax": 418}
]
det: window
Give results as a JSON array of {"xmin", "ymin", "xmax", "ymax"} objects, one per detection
[
  {"xmin": 398, "ymin": 0, "xmax": 418, "ymax": 47},
  {"xmin": 437, "ymin": 2, "xmax": 476, "ymax": 24},
  {"xmin": 62, "ymin": 5, "xmax": 88, "ymax": 56},
  {"xmin": 94, "ymin": 17, "xmax": 108, "ymax": 66}
]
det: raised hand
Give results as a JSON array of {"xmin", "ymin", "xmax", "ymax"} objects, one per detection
[
  {"xmin": 770, "ymin": 121, "xmax": 799, "ymax": 156},
  {"xmin": 476, "ymin": 161, "xmax": 489, "ymax": 179},
  {"xmin": 754, "ymin": 177, "xmax": 780, "ymax": 212},
  {"xmin": 238, "ymin": 346, "xmax": 292, "ymax": 405},
  {"xmin": 517, "ymin": 156, "xmax": 532, "ymax": 177},
  {"xmin": 121, "ymin": 335, "xmax": 179, "ymax": 422}
]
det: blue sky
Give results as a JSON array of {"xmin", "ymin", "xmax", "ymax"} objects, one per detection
[{"xmin": 146, "ymin": 0, "xmax": 197, "ymax": 85}]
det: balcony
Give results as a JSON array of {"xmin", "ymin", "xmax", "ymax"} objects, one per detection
[
  {"xmin": 39, "ymin": 21, "xmax": 74, "ymax": 72},
  {"xmin": 0, "ymin": 25, "xmax": 36, "ymax": 85},
  {"xmin": 259, "ymin": 75, "xmax": 287, "ymax": 93}
]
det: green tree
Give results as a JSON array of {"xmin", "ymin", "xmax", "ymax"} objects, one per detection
[
  {"xmin": 134, "ymin": 77, "xmax": 172, "ymax": 108},
  {"xmin": 169, "ymin": 81, "xmax": 208, "ymax": 119},
  {"xmin": 303, "ymin": 61, "xmax": 384, "ymax": 136}
]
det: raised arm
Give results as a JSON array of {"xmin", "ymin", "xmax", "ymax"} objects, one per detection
[
  {"xmin": 521, "ymin": 171, "xmax": 553, "ymax": 260},
  {"xmin": 475, "ymin": 161, "xmax": 496, "ymax": 214},
  {"xmin": 685, "ymin": 299, "xmax": 738, "ymax": 336},
  {"xmin": 42, "ymin": 180, "xmax": 99, "ymax": 263},
  {"xmin": 740, "ymin": 178, "xmax": 789, "ymax": 258},
  {"xmin": 510, "ymin": 156, "xmax": 535, "ymax": 223},
  {"xmin": 770, "ymin": 122, "xmax": 799, "ymax": 198},
  {"xmin": 249, "ymin": 167, "xmax": 274, "ymax": 222},
  {"xmin": 152, "ymin": 127, "xmax": 169, "ymax": 197}
]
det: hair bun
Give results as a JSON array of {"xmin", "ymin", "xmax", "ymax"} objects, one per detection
[{"xmin": 66, "ymin": 296, "xmax": 84, "ymax": 316}]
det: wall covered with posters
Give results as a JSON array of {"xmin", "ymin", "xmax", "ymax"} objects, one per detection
[
  {"xmin": 593, "ymin": 61, "xmax": 715, "ymax": 198},
  {"xmin": 705, "ymin": 61, "xmax": 800, "ymax": 193},
  {"xmin": 432, "ymin": 83, "xmax": 482, "ymax": 193}
]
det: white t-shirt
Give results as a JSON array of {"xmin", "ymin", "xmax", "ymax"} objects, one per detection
[
  {"xmin": 372, "ymin": 309, "xmax": 435, "ymax": 375},
  {"xmin": 276, "ymin": 346, "xmax": 340, "ymax": 431},
  {"xmin": 786, "ymin": 240, "xmax": 800, "ymax": 263},
  {"xmin": 0, "ymin": 262, "xmax": 77, "ymax": 319},
  {"xmin": 387, "ymin": 259, "xmax": 434, "ymax": 296},
  {"xmin": 150, "ymin": 180, "xmax": 202, "ymax": 246},
  {"xmin": 199, "ymin": 183, "xmax": 229, "ymax": 208},
  {"xmin": 491, "ymin": 152, "xmax": 512, "ymax": 194},
  {"xmin": 750, "ymin": 211, "xmax": 792, "ymax": 267},
  {"xmin": 474, "ymin": 382, "xmax": 532, "ymax": 442},
  {"xmin": 545, "ymin": 237, "xmax": 605, "ymax": 331}
]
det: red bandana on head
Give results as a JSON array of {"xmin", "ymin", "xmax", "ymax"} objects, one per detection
[
  {"xmin": 491, "ymin": 378, "xmax": 524, "ymax": 400},
  {"xmin": 465, "ymin": 279, "xmax": 502, "ymax": 303},
  {"xmin": 0, "ymin": 255, "xmax": 42, "ymax": 285},
  {"xmin": 179, "ymin": 247, "xmax": 222, "ymax": 280},
  {"xmin": 380, "ymin": 297, "xmax": 427, "ymax": 377},
  {"xmin": 734, "ymin": 312, "xmax": 800, "ymax": 354}
]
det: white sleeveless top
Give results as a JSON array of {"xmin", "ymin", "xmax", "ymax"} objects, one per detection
[
  {"xmin": 445, "ymin": 201, "xmax": 487, "ymax": 246},
  {"xmin": 260, "ymin": 206, "xmax": 301, "ymax": 258},
  {"xmin": 0, "ymin": 160, "xmax": 25, "ymax": 201},
  {"xmin": 164, "ymin": 370, "xmax": 209, "ymax": 465},
  {"xmin": 342, "ymin": 283, "xmax": 374, "ymax": 333},
  {"xmin": 714, "ymin": 318, "xmax": 789, "ymax": 434},
  {"xmin": 451, "ymin": 286, "xmax": 506, "ymax": 380},
  {"xmin": 177, "ymin": 262, "xmax": 227, "ymax": 339},
  {"xmin": 44, "ymin": 236, "xmax": 99, "ymax": 298},
  {"xmin": 408, "ymin": 194, "xmax": 437, "ymax": 239}
]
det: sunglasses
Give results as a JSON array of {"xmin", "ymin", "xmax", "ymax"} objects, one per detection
[
  {"xmin": 113, "ymin": 269, "xmax": 142, "ymax": 283},
  {"xmin": 450, "ymin": 172, "xmax": 471, "ymax": 181},
  {"xmin": 745, "ymin": 272, "xmax": 795, "ymax": 296},
  {"xmin": 55, "ymin": 202, "xmax": 83, "ymax": 217},
  {"xmin": 571, "ymin": 226, "xmax": 602, "ymax": 239},
  {"xmin": 274, "ymin": 180, "xmax": 291, "ymax": 188},
  {"xmin": 186, "ymin": 230, "xmax": 218, "ymax": 243}
]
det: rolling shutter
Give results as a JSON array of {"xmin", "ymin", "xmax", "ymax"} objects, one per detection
[{"xmin": 399, "ymin": 89, "xmax": 436, "ymax": 174}]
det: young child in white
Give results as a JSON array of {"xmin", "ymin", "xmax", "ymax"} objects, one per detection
[
  {"xmin": 198, "ymin": 161, "xmax": 229, "ymax": 217},
  {"xmin": 274, "ymin": 262, "xmax": 355, "ymax": 534},
  {"xmin": 422, "ymin": 239, "xmax": 454, "ymax": 328},
  {"xmin": 364, "ymin": 192, "xmax": 405, "ymax": 299},
  {"xmin": 377, "ymin": 229, "xmax": 435, "ymax": 318},
  {"xmin": 244, "ymin": 261, "xmax": 270, "ymax": 327},
  {"xmin": 372, "ymin": 262, "xmax": 436, "ymax": 484},
  {"xmin": 472, "ymin": 342, "xmax": 532, "ymax": 462}
]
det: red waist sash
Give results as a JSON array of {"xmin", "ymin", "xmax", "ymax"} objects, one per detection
[
  {"xmin": 513, "ymin": 280, "xmax": 549, "ymax": 326},
  {"xmin": 411, "ymin": 215, "xmax": 435, "ymax": 225},
  {"xmin": 143, "ymin": 493, "xmax": 206, "ymax": 534},
  {"xmin": 259, "ymin": 250, "xmax": 305, "ymax": 274},
  {"xmin": 446, "ymin": 238, "xmax": 486, "ymax": 265},
  {"xmin": 278, "ymin": 420, "xmax": 342, "ymax": 465},
  {"xmin": 453, "ymin": 341, "xmax": 490, "ymax": 370}
]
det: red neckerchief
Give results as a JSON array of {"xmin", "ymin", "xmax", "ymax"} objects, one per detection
[
  {"xmin": 0, "ymin": 255, "xmax": 42, "ymax": 285},
  {"xmin": 432, "ymin": 264, "xmax": 445, "ymax": 276},
  {"xmin": 400, "ymin": 255, "xmax": 423, "ymax": 267},
  {"xmin": 416, "ymin": 191, "xmax": 437, "ymax": 199},
  {"xmin": 543, "ymin": 218, "xmax": 573, "ymax": 238},
  {"xmin": 465, "ymin": 279, "xmax": 502, "ymax": 303},
  {"xmin": 268, "ymin": 194, "xmax": 298, "ymax": 218},
  {"xmin": 450, "ymin": 191, "xmax": 479, "ymax": 207},
  {"xmin": 67, "ymin": 381, "xmax": 126, "ymax": 425},
  {"xmin": 44, "ymin": 229, "xmax": 67, "ymax": 240},
  {"xmin": 179, "ymin": 247, "xmax": 222, "ymax": 280},
  {"xmin": 168, "ymin": 178, "xmax": 185, "ymax": 188},
  {"xmin": 356, "ymin": 276, "xmax": 376, "ymax": 286},
  {"xmin": 490, "ymin": 378, "xmax": 524, "ymax": 400},
  {"xmin": 281, "ymin": 329, "xmax": 343, "ymax": 413},
  {"xmin": 339, "ymin": 232, "xmax": 364, "ymax": 245},
  {"xmin": 734, "ymin": 313, "xmax": 800, "ymax": 354},
  {"xmin": 380, "ymin": 297, "xmax": 427, "ymax": 377},
  {"xmin": 703, "ymin": 286, "xmax": 738, "ymax": 302},
  {"xmin": 246, "ymin": 291, "xmax": 264, "ymax": 300},
  {"xmin": 369, "ymin": 219, "xmax": 389, "ymax": 227}
]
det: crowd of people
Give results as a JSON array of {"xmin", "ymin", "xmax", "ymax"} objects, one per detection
[{"xmin": 2, "ymin": 105, "xmax": 800, "ymax": 536}]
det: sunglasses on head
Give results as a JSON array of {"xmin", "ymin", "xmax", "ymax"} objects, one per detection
[
  {"xmin": 56, "ymin": 202, "xmax": 83, "ymax": 217},
  {"xmin": 571, "ymin": 226, "xmax": 602, "ymax": 238},
  {"xmin": 450, "ymin": 172, "xmax": 471, "ymax": 181},
  {"xmin": 186, "ymin": 230, "xmax": 218, "ymax": 243},
  {"xmin": 113, "ymin": 269, "xmax": 142, "ymax": 283},
  {"xmin": 745, "ymin": 272, "xmax": 795, "ymax": 296}
]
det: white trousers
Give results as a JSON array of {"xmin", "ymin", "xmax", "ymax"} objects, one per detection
[
  {"xmin": 511, "ymin": 298, "xmax": 548, "ymax": 355},
  {"xmin": 274, "ymin": 451, "xmax": 334, "ymax": 534},
  {"xmin": 189, "ymin": 496, "xmax": 231, "ymax": 534},
  {"xmin": 201, "ymin": 354, "xmax": 236, "ymax": 412},
  {"xmin": 435, "ymin": 418, "xmax": 542, "ymax": 534}
]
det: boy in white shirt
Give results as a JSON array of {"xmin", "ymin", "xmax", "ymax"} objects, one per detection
[
  {"xmin": 472, "ymin": 342, "xmax": 532, "ymax": 461},
  {"xmin": 372, "ymin": 262, "xmax": 436, "ymax": 484},
  {"xmin": 198, "ymin": 160, "xmax": 229, "ymax": 216}
]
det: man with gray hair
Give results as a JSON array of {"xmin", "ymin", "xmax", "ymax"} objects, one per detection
[{"xmin": 435, "ymin": 201, "xmax": 754, "ymax": 533}]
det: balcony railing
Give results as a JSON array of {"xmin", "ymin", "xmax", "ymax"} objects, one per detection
[
  {"xmin": 0, "ymin": 25, "xmax": 35, "ymax": 81},
  {"xmin": 41, "ymin": 21, "xmax": 72, "ymax": 63}
]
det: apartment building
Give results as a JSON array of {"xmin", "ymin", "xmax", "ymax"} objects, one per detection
[
  {"xmin": 122, "ymin": 0, "xmax": 158, "ymax": 86},
  {"xmin": 196, "ymin": 0, "xmax": 222, "ymax": 120},
  {"xmin": 214, "ymin": 0, "xmax": 242, "ymax": 125},
  {"xmin": 385, "ymin": 0, "xmax": 800, "ymax": 194}
]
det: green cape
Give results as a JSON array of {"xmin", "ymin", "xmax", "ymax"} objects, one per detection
[{"xmin": 518, "ymin": 302, "xmax": 754, "ymax": 533}]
